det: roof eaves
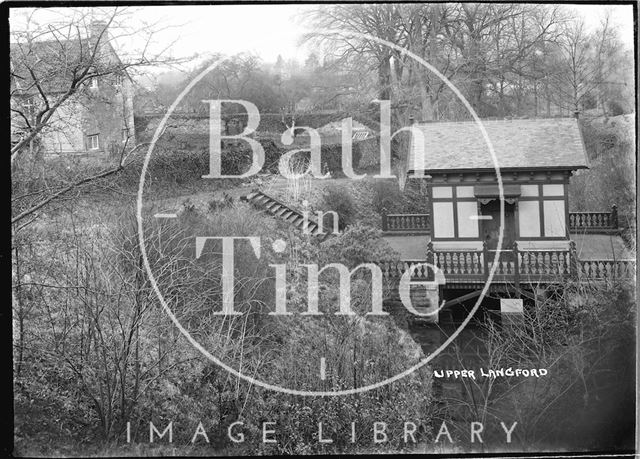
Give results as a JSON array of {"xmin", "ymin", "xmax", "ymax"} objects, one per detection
[
  {"xmin": 407, "ymin": 165, "xmax": 589, "ymax": 175},
  {"xmin": 575, "ymin": 119, "xmax": 592, "ymax": 170}
]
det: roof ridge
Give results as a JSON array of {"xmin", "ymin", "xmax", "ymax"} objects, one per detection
[{"xmin": 415, "ymin": 117, "xmax": 577, "ymax": 125}]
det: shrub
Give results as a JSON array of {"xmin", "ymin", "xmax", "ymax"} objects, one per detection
[
  {"xmin": 14, "ymin": 188, "xmax": 432, "ymax": 456},
  {"xmin": 321, "ymin": 184, "xmax": 356, "ymax": 230},
  {"xmin": 369, "ymin": 179, "xmax": 404, "ymax": 214},
  {"xmin": 607, "ymin": 100, "xmax": 626, "ymax": 116},
  {"xmin": 319, "ymin": 143, "xmax": 362, "ymax": 177},
  {"xmin": 320, "ymin": 223, "xmax": 400, "ymax": 267},
  {"xmin": 447, "ymin": 282, "xmax": 636, "ymax": 450}
]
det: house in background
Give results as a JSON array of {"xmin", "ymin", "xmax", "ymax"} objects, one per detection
[{"xmin": 10, "ymin": 21, "xmax": 135, "ymax": 157}]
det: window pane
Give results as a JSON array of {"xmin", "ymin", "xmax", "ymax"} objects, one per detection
[
  {"xmin": 433, "ymin": 202, "xmax": 455, "ymax": 238},
  {"xmin": 543, "ymin": 184, "xmax": 564, "ymax": 196},
  {"xmin": 432, "ymin": 186, "xmax": 452, "ymax": 199},
  {"xmin": 457, "ymin": 202, "xmax": 479, "ymax": 237},
  {"xmin": 520, "ymin": 185, "xmax": 539, "ymax": 197},
  {"xmin": 518, "ymin": 200, "xmax": 541, "ymax": 237},
  {"xmin": 543, "ymin": 200, "xmax": 566, "ymax": 236},
  {"xmin": 456, "ymin": 186, "xmax": 474, "ymax": 198}
]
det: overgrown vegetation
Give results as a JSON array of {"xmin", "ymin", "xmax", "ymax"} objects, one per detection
[
  {"xmin": 13, "ymin": 199, "xmax": 434, "ymax": 456},
  {"xmin": 10, "ymin": 5, "xmax": 636, "ymax": 457},
  {"xmin": 442, "ymin": 281, "xmax": 635, "ymax": 452},
  {"xmin": 569, "ymin": 114, "xmax": 636, "ymax": 242}
]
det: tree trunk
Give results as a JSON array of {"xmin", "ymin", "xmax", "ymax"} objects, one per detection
[
  {"xmin": 378, "ymin": 55, "xmax": 392, "ymax": 100},
  {"xmin": 418, "ymin": 72, "xmax": 433, "ymax": 121},
  {"xmin": 545, "ymin": 79, "xmax": 551, "ymax": 116}
]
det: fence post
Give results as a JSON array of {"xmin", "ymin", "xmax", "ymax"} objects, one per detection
[
  {"xmin": 611, "ymin": 204, "xmax": 618, "ymax": 228},
  {"xmin": 381, "ymin": 207, "xmax": 388, "ymax": 231},
  {"xmin": 513, "ymin": 241, "xmax": 520, "ymax": 294},
  {"xmin": 569, "ymin": 240, "xmax": 578, "ymax": 280},
  {"xmin": 483, "ymin": 240, "xmax": 489, "ymax": 280}
]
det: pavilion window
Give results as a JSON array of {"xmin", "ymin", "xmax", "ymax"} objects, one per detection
[
  {"xmin": 518, "ymin": 200, "xmax": 541, "ymax": 237},
  {"xmin": 433, "ymin": 202, "xmax": 455, "ymax": 238},
  {"xmin": 543, "ymin": 200, "xmax": 566, "ymax": 236}
]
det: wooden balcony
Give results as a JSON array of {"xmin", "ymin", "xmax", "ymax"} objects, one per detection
[
  {"xmin": 380, "ymin": 241, "xmax": 636, "ymax": 286},
  {"xmin": 381, "ymin": 210, "xmax": 430, "ymax": 234},
  {"xmin": 381, "ymin": 205, "xmax": 620, "ymax": 236},
  {"xmin": 569, "ymin": 205, "xmax": 619, "ymax": 234}
]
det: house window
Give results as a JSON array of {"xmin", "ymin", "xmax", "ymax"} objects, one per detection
[
  {"xmin": 432, "ymin": 186, "xmax": 453, "ymax": 199},
  {"xmin": 456, "ymin": 186, "xmax": 475, "ymax": 198},
  {"xmin": 457, "ymin": 201, "xmax": 479, "ymax": 238},
  {"xmin": 542, "ymin": 184, "xmax": 564, "ymax": 196},
  {"xmin": 23, "ymin": 97, "xmax": 35, "ymax": 116},
  {"xmin": 88, "ymin": 134, "xmax": 100, "ymax": 150},
  {"xmin": 543, "ymin": 200, "xmax": 566, "ymax": 236},
  {"xmin": 520, "ymin": 185, "xmax": 539, "ymax": 197},
  {"xmin": 115, "ymin": 73, "xmax": 123, "ymax": 87},
  {"xmin": 433, "ymin": 202, "xmax": 455, "ymax": 238},
  {"xmin": 518, "ymin": 200, "xmax": 541, "ymax": 237}
]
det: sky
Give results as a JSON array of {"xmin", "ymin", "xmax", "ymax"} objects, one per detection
[
  {"xmin": 9, "ymin": 5, "xmax": 316, "ymax": 64},
  {"xmin": 9, "ymin": 3, "xmax": 635, "ymax": 76}
]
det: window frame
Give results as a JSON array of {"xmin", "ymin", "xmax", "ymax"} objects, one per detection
[
  {"xmin": 22, "ymin": 97, "xmax": 36, "ymax": 116},
  {"xmin": 88, "ymin": 134, "xmax": 100, "ymax": 150},
  {"xmin": 430, "ymin": 185, "xmax": 480, "ymax": 241},
  {"xmin": 516, "ymin": 182, "xmax": 569, "ymax": 240}
]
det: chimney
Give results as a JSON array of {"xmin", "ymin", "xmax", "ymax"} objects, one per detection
[{"xmin": 89, "ymin": 20, "xmax": 109, "ymax": 40}]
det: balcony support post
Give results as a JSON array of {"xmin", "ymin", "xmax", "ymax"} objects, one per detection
[
  {"xmin": 483, "ymin": 240, "xmax": 489, "ymax": 281},
  {"xmin": 513, "ymin": 241, "xmax": 520, "ymax": 295},
  {"xmin": 426, "ymin": 241, "xmax": 434, "ymax": 281},
  {"xmin": 569, "ymin": 240, "xmax": 578, "ymax": 280}
]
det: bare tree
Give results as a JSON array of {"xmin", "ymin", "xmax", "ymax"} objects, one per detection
[
  {"xmin": 10, "ymin": 7, "xmax": 180, "ymax": 228},
  {"xmin": 544, "ymin": 12, "xmax": 621, "ymax": 115}
]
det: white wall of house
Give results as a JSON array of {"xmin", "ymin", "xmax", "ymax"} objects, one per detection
[
  {"xmin": 41, "ymin": 101, "xmax": 85, "ymax": 153},
  {"xmin": 516, "ymin": 240, "xmax": 570, "ymax": 249},
  {"xmin": 431, "ymin": 240, "xmax": 570, "ymax": 251},
  {"xmin": 432, "ymin": 241, "xmax": 483, "ymax": 250}
]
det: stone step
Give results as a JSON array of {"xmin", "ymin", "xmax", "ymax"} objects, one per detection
[{"xmin": 242, "ymin": 190, "xmax": 324, "ymax": 236}]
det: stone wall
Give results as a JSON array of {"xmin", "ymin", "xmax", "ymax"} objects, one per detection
[{"xmin": 136, "ymin": 112, "xmax": 382, "ymax": 171}]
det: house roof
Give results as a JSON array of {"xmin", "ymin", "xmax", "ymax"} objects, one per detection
[
  {"xmin": 10, "ymin": 32, "xmax": 123, "ymax": 96},
  {"xmin": 11, "ymin": 39, "xmax": 89, "ymax": 95},
  {"xmin": 406, "ymin": 118, "xmax": 589, "ymax": 174}
]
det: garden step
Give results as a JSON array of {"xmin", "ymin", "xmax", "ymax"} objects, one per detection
[{"xmin": 241, "ymin": 190, "xmax": 326, "ymax": 237}]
